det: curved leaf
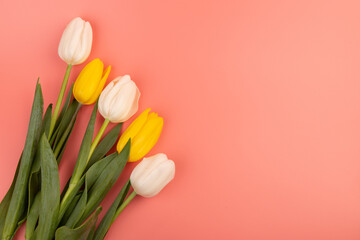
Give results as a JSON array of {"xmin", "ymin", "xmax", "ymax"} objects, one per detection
[
  {"xmin": 75, "ymin": 140, "xmax": 130, "ymax": 227},
  {"xmin": 25, "ymin": 192, "xmax": 41, "ymax": 240},
  {"xmin": 38, "ymin": 135, "xmax": 60, "ymax": 240},
  {"xmin": 87, "ymin": 123, "xmax": 122, "ymax": 169},
  {"xmin": 93, "ymin": 180, "xmax": 131, "ymax": 240},
  {"xmin": 55, "ymin": 207, "xmax": 102, "ymax": 240},
  {"xmin": 2, "ymin": 82, "xmax": 43, "ymax": 240}
]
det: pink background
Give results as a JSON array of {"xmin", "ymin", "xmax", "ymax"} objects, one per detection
[{"xmin": 1, "ymin": 0, "xmax": 360, "ymax": 239}]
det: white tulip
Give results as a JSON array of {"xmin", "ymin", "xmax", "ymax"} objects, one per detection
[
  {"xmin": 98, "ymin": 75, "xmax": 140, "ymax": 123},
  {"xmin": 130, "ymin": 153, "xmax": 175, "ymax": 197},
  {"xmin": 58, "ymin": 17, "xmax": 93, "ymax": 65}
]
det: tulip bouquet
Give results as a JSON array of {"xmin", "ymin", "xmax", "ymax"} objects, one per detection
[{"xmin": 0, "ymin": 17, "xmax": 175, "ymax": 240}]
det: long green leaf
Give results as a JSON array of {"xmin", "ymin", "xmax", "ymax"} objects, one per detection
[
  {"xmin": 93, "ymin": 180, "xmax": 131, "ymax": 240},
  {"xmin": 58, "ymin": 177, "xmax": 85, "ymax": 223},
  {"xmin": 58, "ymin": 154, "xmax": 117, "ymax": 225},
  {"xmin": 87, "ymin": 123, "xmax": 122, "ymax": 169},
  {"xmin": 70, "ymin": 102, "xmax": 98, "ymax": 186},
  {"xmin": 75, "ymin": 140, "xmax": 130, "ymax": 227},
  {"xmin": 42, "ymin": 104, "xmax": 53, "ymax": 138},
  {"xmin": 38, "ymin": 134, "xmax": 60, "ymax": 240},
  {"xmin": 27, "ymin": 103, "xmax": 52, "ymax": 213},
  {"xmin": 60, "ymin": 192, "xmax": 82, "ymax": 226},
  {"xmin": 55, "ymin": 207, "xmax": 102, "ymax": 240},
  {"xmin": 64, "ymin": 183, "xmax": 87, "ymax": 228},
  {"xmin": 59, "ymin": 123, "xmax": 122, "ymax": 203},
  {"xmin": 53, "ymin": 100, "xmax": 81, "ymax": 150},
  {"xmin": 25, "ymin": 191, "xmax": 41, "ymax": 240},
  {"xmin": 0, "ymin": 157, "xmax": 20, "ymax": 237},
  {"xmin": 2, "ymin": 82, "xmax": 43, "ymax": 240},
  {"xmin": 54, "ymin": 84, "xmax": 73, "ymax": 132},
  {"xmin": 57, "ymin": 103, "xmax": 97, "ymax": 223}
]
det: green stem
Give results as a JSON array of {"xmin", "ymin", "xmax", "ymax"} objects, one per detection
[
  {"xmin": 88, "ymin": 118, "xmax": 110, "ymax": 162},
  {"xmin": 48, "ymin": 64, "xmax": 72, "ymax": 139},
  {"xmin": 112, "ymin": 191, "xmax": 137, "ymax": 223}
]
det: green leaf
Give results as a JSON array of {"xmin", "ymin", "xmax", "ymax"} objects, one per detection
[
  {"xmin": 75, "ymin": 140, "xmax": 130, "ymax": 227},
  {"xmin": 42, "ymin": 104, "xmax": 53, "ymax": 139},
  {"xmin": 60, "ymin": 192, "xmax": 82, "ymax": 226},
  {"xmin": 58, "ymin": 154, "xmax": 117, "ymax": 225},
  {"xmin": 2, "ymin": 82, "xmax": 43, "ymax": 240},
  {"xmin": 55, "ymin": 207, "xmax": 102, "ymax": 240},
  {"xmin": 70, "ymin": 102, "xmax": 98, "ymax": 186},
  {"xmin": 38, "ymin": 135, "xmax": 60, "ymax": 240},
  {"xmin": 93, "ymin": 180, "xmax": 131, "ymax": 240},
  {"xmin": 53, "ymin": 100, "xmax": 81, "ymax": 151},
  {"xmin": 58, "ymin": 177, "xmax": 85, "ymax": 224},
  {"xmin": 25, "ymin": 191, "xmax": 41, "ymax": 240},
  {"xmin": 27, "ymin": 104, "xmax": 53, "ymax": 216},
  {"xmin": 64, "ymin": 183, "xmax": 87, "ymax": 228},
  {"xmin": 54, "ymin": 115, "xmax": 77, "ymax": 163},
  {"xmin": 0, "ymin": 156, "xmax": 20, "ymax": 237},
  {"xmin": 87, "ymin": 123, "xmax": 122, "ymax": 169},
  {"xmin": 54, "ymin": 84, "xmax": 74, "ymax": 132},
  {"xmin": 85, "ymin": 153, "xmax": 118, "ymax": 188}
]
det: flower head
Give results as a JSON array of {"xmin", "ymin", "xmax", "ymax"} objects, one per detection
[
  {"xmin": 117, "ymin": 108, "xmax": 163, "ymax": 162},
  {"xmin": 58, "ymin": 17, "xmax": 93, "ymax": 65},
  {"xmin": 73, "ymin": 58, "xmax": 111, "ymax": 105},
  {"xmin": 130, "ymin": 153, "xmax": 175, "ymax": 197},
  {"xmin": 98, "ymin": 75, "xmax": 140, "ymax": 123}
]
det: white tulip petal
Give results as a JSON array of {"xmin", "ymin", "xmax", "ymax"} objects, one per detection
[
  {"xmin": 98, "ymin": 75, "xmax": 140, "ymax": 123},
  {"xmin": 130, "ymin": 154, "xmax": 175, "ymax": 198},
  {"xmin": 98, "ymin": 81, "xmax": 114, "ymax": 119},
  {"xmin": 108, "ymin": 81, "xmax": 137, "ymax": 122},
  {"xmin": 58, "ymin": 17, "xmax": 93, "ymax": 65}
]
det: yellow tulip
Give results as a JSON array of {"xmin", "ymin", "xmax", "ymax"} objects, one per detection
[
  {"xmin": 117, "ymin": 108, "xmax": 163, "ymax": 162},
  {"xmin": 73, "ymin": 58, "xmax": 111, "ymax": 105}
]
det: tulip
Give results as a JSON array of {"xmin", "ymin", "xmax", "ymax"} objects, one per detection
[
  {"xmin": 49, "ymin": 17, "xmax": 93, "ymax": 137},
  {"xmin": 130, "ymin": 153, "xmax": 175, "ymax": 197},
  {"xmin": 58, "ymin": 17, "xmax": 93, "ymax": 65},
  {"xmin": 117, "ymin": 108, "xmax": 163, "ymax": 162},
  {"xmin": 98, "ymin": 75, "xmax": 140, "ymax": 123},
  {"xmin": 73, "ymin": 58, "xmax": 111, "ymax": 105}
]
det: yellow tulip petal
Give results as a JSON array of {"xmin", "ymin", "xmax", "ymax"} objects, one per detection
[
  {"xmin": 83, "ymin": 65, "xmax": 111, "ymax": 105},
  {"xmin": 129, "ymin": 116, "xmax": 163, "ymax": 162},
  {"xmin": 116, "ymin": 108, "xmax": 151, "ymax": 153},
  {"xmin": 73, "ymin": 58, "xmax": 103, "ymax": 104}
]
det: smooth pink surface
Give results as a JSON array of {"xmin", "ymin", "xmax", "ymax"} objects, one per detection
[{"xmin": 1, "ymin": 0, "xmax": 360, "ymax": 239}]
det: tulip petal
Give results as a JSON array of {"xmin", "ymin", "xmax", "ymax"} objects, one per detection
[
  {"xmin": 116, "ymin": 108, "xmax": 151, "ymax": 153},
  {"xmin": 73, "ymin": 21, "xmax": 92, "ymax": 65},
  {"xmin": 129, "ymin": 116, "xmax": 163, "ymax": 162},
  {"xmin": 130, "ymin": 153, "xmax": 168, "ymax": 182},
  {"xmin": 130, "ymin": 154, "xmax": 175, "ymax": 197},
  {"xmin": 98, "ymin": 75, "xmax": 140, "ymax": 122},
  {"xmin": 138, "ymin": 160, "xmax": 175, "ymax": 197},
  {"xmin": 98, "ymin": 80, "xmax": 114, "ymax": 119},
  {"xmin": 84, "ymin": 65, "xmax": 111, "ymax": 105},
  {"xmin": 108, "ymin": 79, "xmax": 139, "ymax": 122},
  {"xmin": 73, "ymin": 59, "xmax": 103, "ymax": 104},
  {"xmin": 64, "ymin": 19, "xmax": 84, "ymax": 64},
  {"xmin": 58, "ymin": 17, "xmax": 92, "ymax": 65}
]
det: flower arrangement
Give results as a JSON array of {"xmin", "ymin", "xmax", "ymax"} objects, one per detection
[{"xmin": 0, "ymin": 17, "xmax": 175, "ymax": 240}]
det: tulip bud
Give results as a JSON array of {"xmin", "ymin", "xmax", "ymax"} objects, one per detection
[
  {"xmin": 130, "ymin": 153, "xmax": 175, "ymax": 197},
  {"xmin": 117, "ymin": 108, "xmax": 163, "ymax": 162},
  {"xmin": 98, "ymin": 75, "xmax": 140, "ymax": 123},
  {"xmin": 73, "ymin": 58, "xmax": 111, "ymax": 105},
  {"xmin": 58, "ymin": 17, "xmax": 93, "ymax": 65}
]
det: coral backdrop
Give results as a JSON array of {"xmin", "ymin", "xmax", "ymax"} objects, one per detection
[{"xmin": 1, "ymin": 0, "xmax": 360, "ymax": 239}]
